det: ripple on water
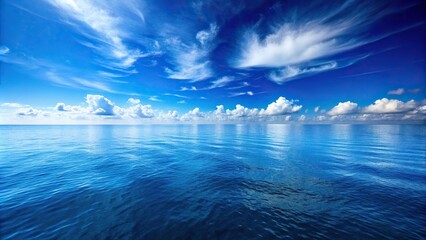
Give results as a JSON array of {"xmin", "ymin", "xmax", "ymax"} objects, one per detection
[{"xmin": 0, "ymin": 124, "xmax": 425, "ymax": 239}]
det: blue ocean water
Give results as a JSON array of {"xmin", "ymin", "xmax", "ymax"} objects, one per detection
[{"xmin": 0, "ymin": 124, "xmax": 425, "ymax": 239}]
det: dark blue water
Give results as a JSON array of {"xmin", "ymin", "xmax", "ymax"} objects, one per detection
[{"xmin": 0, "ymin": 125, "xmax": 425, "ymax": 239}]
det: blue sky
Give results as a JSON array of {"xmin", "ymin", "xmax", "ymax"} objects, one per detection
[{"xmin": 0, "ymin": 0, "xmax": 425, "ymax": 124}]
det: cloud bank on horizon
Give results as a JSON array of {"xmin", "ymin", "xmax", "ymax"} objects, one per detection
[
  {"xmin": 1, "ymin": 94, "xmax": 425, "ymax": 124},
  {"xmin": 0, "ymin": 0, "xmax": 425, "ymax": 123}
]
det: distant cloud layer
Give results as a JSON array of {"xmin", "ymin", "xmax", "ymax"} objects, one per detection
[{"xmin": 1, "ymin": 94, "xmax": 424, "ymax": 124}]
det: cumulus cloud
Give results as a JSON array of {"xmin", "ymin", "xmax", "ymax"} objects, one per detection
[
  {"xmin": 328, "ymin": 101, "xmax": 358, "ymax": 115},
  {"xmin": 86, "ymin": 94, "xmax": 116, "ymax": 115},
  {"xmin": 180, "ymin": 107, "xmax": 204, "ymax": 121},
  {"xmin": 6, "ymin": 94, "xmax": 425, "ymax": 124},
  {"xmin": 128, "ymin": 98, "xmax": 141, "ymax": 105},
  {"xmin": 388, "ymin": 88, "xmax": 405, "ymax": 95},
  {"xmin": 16, "ymin": 108, "xmax": 41, "ymax": 117},
  {"xmin": 226, "ymin": 104, "xmax": 259, "ymax": 118},
  {"xmin": 362, "ymin": 98, "xmax": 416, "ymax": 114},
  {"xmin": 260, "ymin": 97, "xmax": 302, "ymax": 115},
  {"xmin": 127, "ymin": 103, "xmax": 154, "ymax": 118},
  {"xmin": 55, "ymin": 103, "xmax": 67, "ymax": 111}
]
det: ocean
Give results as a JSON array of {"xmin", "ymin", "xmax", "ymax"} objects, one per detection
[{"xmin": 0, "ymin": 124, "xmax": 425, "ymax": 239}]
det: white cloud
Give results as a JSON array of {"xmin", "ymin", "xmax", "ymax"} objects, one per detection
[
  {"xmin": 1, "ymin": 103, "xmax": 27, "ymax": 108},
  {"xmin": 269, "ymin": 62, "xmax": 337, "ymax": 84},
  {"xmin": 314, "ymin": 106, "xmax": 320, "ymax": 113},
  {"xmin": 149, "ymin": 96, "xmax": 161, "ymax": 102},
  {"xmin": 196, "ymin": 23, "xmax": 218, "ymax": 45},
  {"xmin": 328, "ymin": 101, "xmax": 358, "ymax": 115},
  {"xmin": 165, "ymin": 49, "xmax": 212, "ymax": 81},
  {"xmin": 177, "ymin": 100, "xmax": 186, "ymax": 104},
  {"xmin": 164, "ymin": 93, "xmax": 189, "ymax": 99},
  {"xmin": 226, "ymin": 104, "xmax": 259, "ymax": 118},
  {"xmin": 180, "ymin": 107, "xmax": 204, "ymax": 121},
  {"xmin": 0, "ymin": 46, "xmax": 10, "ymax": 55},
  {"xmin": 125, "ymin": 97, "xmax": 154, "ymax": 118},
  {"xmin": 180, "ymin": 86, "xmax": 197, "ymax": 91},
  {"xmin": 237, "ymin": 22, "xmax": 353, "ymax": 68},
  {"xmin": 388, "ymin": 88, "xmax": 405, "ymax": 95},
  {"xmin": 229, "ymin": 91, "xmax": 254, "ymax": 98},
  {"xmin": 235, "ymin": 1, "xmax": 416, "ymax": 83},
  {"xmin": 214, "ymin": 105, "xmax": 225, "ymax": 114},
  {"xmin": 46, "ymin": 0, "xmax": 145, "ymax": 69},
  {"xmin": 165, "ymin": 24, "xmax": 219, "ymax": 81},
  {"xmin": 128, "ymin": 98, "xmax": 141, "ymax": 105},
  {"xmin": 209, "ymin": 76, "xmax": 235, "ymax": 89},
  {"xmin": 127, "ymin": 103, "xmax": 154, "ymax": 118},
  {"xmin": 86, "ymin": 94, "xmax": 116, "ymax": 115},
  {"xmin": 362, "ymin": 98, "xmax": 416, "ymax": 114},
  {"xmin": 259, "ymin": 97, "xmax": 302, "ymax": 115},
  {"xmin": 5, "ymin": 94, "xmax": 425, "ymax": 124},
  {"xmin": 16, "ymin": 108, "xmax": 42, "ymax": 117},
  {"xmin": 55, "ymin": 103, "xmax": 67, "ymax": 111}
]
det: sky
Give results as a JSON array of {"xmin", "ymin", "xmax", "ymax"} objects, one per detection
[{"xmin": 0, "ymin": 0, "xmax": 425, "ymax": 124}]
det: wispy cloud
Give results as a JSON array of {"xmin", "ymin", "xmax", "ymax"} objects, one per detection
[
  {"xmin": 235, "ymin": 0, "xmax": 422, "ymax": 83},
  {"xmin": 180, "ymin": 86, "xmax": 197, "ymax": 91},
  {"xmin": 388, "ymin": 88, "xmax": 405, "ymax": 95},
  {"xmin": 45, "ymin": 0, "xmax": 149, "ymax": 70},
  {"xmin": 408, "ymin": 88, "xmax": 421, "ymax": 94},
  {"xmin": 165, "ymin": 23, "xmax": 218, "ymax": 81},
  {"xmin": 46, "ymin": 71, "xmax": 112, "ymax": 93},
  {"xmin": 269, "ymin": 62, "xmax": 337, "ymax": 84},
  {"xmin": 227, "ymin": 81, "xmax": 250, "ymax": 90},
  {"xmin": 164, "ymin": 93, "xmax": 190, "ymax": 99},
  {"xmin": 0, "ymin": 46, "xmax": 9, "ymax": 55},
  {"xmin": 149, "ymin": 96, "xmax": 161, "ymax": 102},
  {"xmin": 209, "ymin": 76, "xmax": 235, "ymax": 89},
  {"xmin": 1, "ymin": 103, "xmax": 29, "ymax": 108},
  {"xmin": 229, "ymin": 91, "xmax": 254, "ymax": 98}
]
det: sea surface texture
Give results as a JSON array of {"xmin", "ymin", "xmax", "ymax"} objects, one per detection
[{"xmin": 0, "ymin": 125, "xmax": 425, "ymax": 239}]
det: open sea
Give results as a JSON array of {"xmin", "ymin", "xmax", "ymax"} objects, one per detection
[{"xmin": 0, "ymin": 124, "xmax": 425, "ymax": 239}]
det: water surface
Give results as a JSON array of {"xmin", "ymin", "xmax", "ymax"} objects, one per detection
[{"xmin": 0, "ymin": 124, "xmax": 425, "ymax": 239}]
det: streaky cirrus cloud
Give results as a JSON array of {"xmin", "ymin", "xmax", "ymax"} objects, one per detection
[
  {"xmin": 388, "ymin": 88, "xmax": 405, "ymax": 95},
  {"xmin": 235, "ymin": 0, "xmax": 421, "ymax": 83},
  {"xmin": 45, "ymin": 0, "xmax": 150, "ymax": 70},
  {"xmin": 165, "ymin": 23, "xmax": 218, "ymax": 81},
  {"xmin": 0, "ymin": 46, "xmax": 10, "ymax": 55}
]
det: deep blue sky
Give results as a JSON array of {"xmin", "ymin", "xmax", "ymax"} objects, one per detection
[{"xmin": 0, "ymin": 0, "xmax": 425, "ymax": 123}]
